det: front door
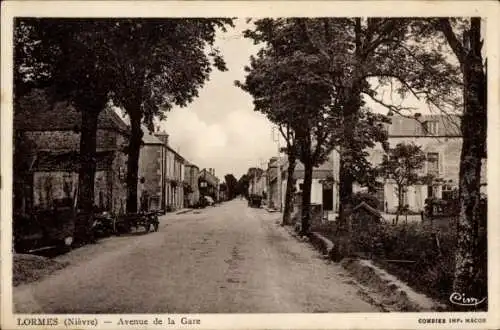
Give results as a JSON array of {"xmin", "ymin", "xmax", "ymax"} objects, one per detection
[{"xmin": 322, "ymin": 187, "xmax": 333, "ymax": 211}]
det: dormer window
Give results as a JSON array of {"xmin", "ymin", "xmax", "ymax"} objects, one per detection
[{"xmin": 424, "ymin": 121, "xmax": 439, "ymax": 135}]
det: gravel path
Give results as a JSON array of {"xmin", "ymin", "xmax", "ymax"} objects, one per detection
[{"xmin": 14, "ymin": 200, "xmax": 379, "ymax": 313}]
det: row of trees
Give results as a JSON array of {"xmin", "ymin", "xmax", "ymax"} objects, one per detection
[
  {"xmin": 15, "ymin": 18, "xmax": 234, "ymax": 238},
  {"xmin": 237, "ymin": 18, "xmax": 486, "ymax": 305}
]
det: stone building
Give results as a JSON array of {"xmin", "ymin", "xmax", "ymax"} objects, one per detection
[
  {"xmin": 152, "ymin": 132, "xmax": 186, "ymax": 211},
  {"xmin": 14, "ymin": 90, "xmax": 129, "ymax": 215},
  {"xmin": 362, "ymin": 114, "xmax": 487, "ymax": 213},
  {"xmin": 138, "ymin": 127, "xmax": 165, "ymax": 212},
  {"xmin": 277, "ymin": 150, "xmax": 339, "ymax": 219},
  {"xmin": 267, "ymin": 150, "xmax": 339, "ymax": 217},
  {"xmin": 184, "ymin": 162, "xmax": 200, "ymax": 207},
  {"xmin": 199, "ymin": 168, "xmax": 219, "ymax": 201}
]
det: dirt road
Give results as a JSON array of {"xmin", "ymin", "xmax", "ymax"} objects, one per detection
[{"xmin": 14, "ymin": 200, "xmax": 379, "ymax": 313}]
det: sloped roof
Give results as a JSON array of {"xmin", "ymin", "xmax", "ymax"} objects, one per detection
[
  {"xmin": 199, "ymin": 168, "xmax": 219, "ymax": 186},
  {"xmin": 353, "ymin": 201, "xmax": 381, "ymax": 217},
  {"xmin": 387, "ymin": 114, "xmax": 461, "ymax": 137},
  {"xmin": 33, "ymin": 151, "xmax": 114, "ymax": 172},
  {"xmin": 142, "ymin": 127, "xmax": 164, "ymax": 145},
  {"xmin": 15, "ymin": 89, "xmax": 129, "ymax": 134},
  {"xmin": 184, "ymin": 161, "xmax": 199, "ymax": 169}
]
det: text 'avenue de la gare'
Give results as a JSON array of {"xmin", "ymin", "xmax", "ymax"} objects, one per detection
[{"xmin": 16, "ymin": 316, "xmax": 201, "ymax": 327}]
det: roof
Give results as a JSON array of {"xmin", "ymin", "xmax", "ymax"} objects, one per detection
[
  {"xmin": 199, "ymin": 168, "xmax": 219, "ymax": 186},
  {"xmin": 184, "ymin": 161, "xmax": 199, "ymax": 169},
  {"xmin": 33, "ymin": 151, "xmax": 115, "ymax": 172},
  {"xmin": 353, "ymin": 202, "xmax": 382, "ymax": 218},
  {"xmin": 387, "ymin": 114, "xmax": 461, "ymax": 137},
  {"xmin": 142, "ymin": 127, "xmax": 164, "ymax": 145},
  {"xmin": 15, "ymin": 89, "xmax": 129, "ymax": 134}
]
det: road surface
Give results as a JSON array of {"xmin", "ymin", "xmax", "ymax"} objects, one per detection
[{"xmin": 14, "ymin": 199, "xmax": 379, "ymax": 313}]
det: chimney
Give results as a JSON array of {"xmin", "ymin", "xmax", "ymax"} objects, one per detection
[{"xmin": 155, "ymin": 131, "xmax": 169, "ymax": 146}]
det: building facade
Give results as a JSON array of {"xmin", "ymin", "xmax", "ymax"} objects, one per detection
[
  {"xmin": 199, "ymin": 168, "xmax": 219, "ymax": 202},
  {"xmin": 14, "ymin": 90, "xmax": 129, "ymax": 215},
  {"xmin": 362, "ymin": 114, "xmax": 487, "ymax": 213},
  {"xmin": 184, "ymin": 162, "xmax": 200, "ymax": 207},
  {"xmin": 266, "ymin": 157, "xmax": 284, "ymax": 210},
  {"xmin": 138, "ymin": 127, "xmax": 165, "ymax": 212},
  {"xmin": 154, "ymin": 132, "xmax": 186, "ymax": 211},
  {"xmin": 266, "ymin": 150, "xmax": 339, "ymax": 218}
]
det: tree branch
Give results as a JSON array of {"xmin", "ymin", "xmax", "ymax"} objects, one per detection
[
  {"xmin": 362, "ymin": 91, "xmax": 418, "ymax": 117},
  {"xmin": 436, "ymin": 18, "xmax": 467, "ymax": 65}
]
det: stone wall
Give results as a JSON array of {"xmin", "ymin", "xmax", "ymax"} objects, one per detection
[
  {"xmin": 23, "ymin": 130, "xmax": 123, "ymax": 152},
  {"xmin": 32, "ymin": 170, "xmax": 123, "ymax": 213},
  {"xmin": 21, "ymin": 129, "xmax": 128, "ymax": 214}
]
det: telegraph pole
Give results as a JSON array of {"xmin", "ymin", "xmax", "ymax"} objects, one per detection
[{"xmin": 272, "ymin": 126, "xmax": 282, "ymax": 212}]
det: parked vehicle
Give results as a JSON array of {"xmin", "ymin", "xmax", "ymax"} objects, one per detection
[
  {"xmin": 115, "ymin": 211, "xmax": 160, "ymax": 235},
  {"xmin": 91, "ymin": 211, "xmax": 117, "ymax": 238},
  {"xmin": 198, "ymin": 195, "xmax": 215, "ymax": 208},
  {"xmin": 248, "ymin": 194, "xmax": 263, "ymax": 208}
]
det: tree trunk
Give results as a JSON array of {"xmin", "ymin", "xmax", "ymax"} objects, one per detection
[
  {"xmin": 396, "ymin": 185, "xmax": 403, "ymax": 225},
  {"xmin": 339, "ymin": 155, "xmax": 354, "ymax": 216},
  {"xmin": 78, "ymin": 110, "xmax": 100, "ymax": 212},
  {"xmin": 300, "ymin": 160, "xmax": 314, "ymax": 236},
  {"xmin": 126, "ymin": 112, "xmax": 144, "ymax": 214},
  {"xmin": 338, "ymin": 17, "xmax": 363, "ymax": 221},
  {"xmin": 282, "ymin": 154, "xmax": 296, "ymax": 226},
  {"xmin": 453, "ymin": 18, "xmax": 486, "ymax": 304},
  {"xmin": 76, "ymin": 107, "xmax": 100, "ymax": 243}
]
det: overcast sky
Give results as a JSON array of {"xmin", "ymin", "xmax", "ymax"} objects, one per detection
[{"xmin": 158, "ymin": 19, "xmax": 277, "ymax": 179}]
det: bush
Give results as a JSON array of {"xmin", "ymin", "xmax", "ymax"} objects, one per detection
[
  {"xmin": 352, "ymin": 192, "xmax": 381, "ymax": 210},
  {"xmin": 314, "ymin": 207, "xmax": 487, "ymax": 309}
]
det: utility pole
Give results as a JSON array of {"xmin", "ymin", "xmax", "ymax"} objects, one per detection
[{"xmin": 272, "ymin": 126, "xmax": 282, "ymax": 212}]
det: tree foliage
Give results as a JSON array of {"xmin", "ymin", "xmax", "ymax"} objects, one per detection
[
  {"xmin": 238, "ymin": 18, "xmax": 347, "ymax": 234},
  {"xmin": 103, "ymin": 18, "xmax": 234, "ymax": 213},
  {"xmin": 14, "ymin": 19, "xmax": 126, "ymax": 243},
  {"xmin": 224, "ymin": 174, "xmax": 239, "ymax": 200},
  {"xmin": 378, "ymin": 143, "xmax": 426, "ymax": 222}
]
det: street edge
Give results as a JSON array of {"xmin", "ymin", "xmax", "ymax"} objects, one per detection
[{"xmin": 280, "ymin": 223, "xmax": 446, "ymax": 312}]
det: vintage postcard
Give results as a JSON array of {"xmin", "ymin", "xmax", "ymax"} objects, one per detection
[{"xmin": 1, "ymin": 1, "xmax": 499, "ymax": 329}]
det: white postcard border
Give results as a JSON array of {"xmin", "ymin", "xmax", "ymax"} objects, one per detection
[{"xmin": 2, "ymin": 1, "xmax": 500, "ymax": 329}]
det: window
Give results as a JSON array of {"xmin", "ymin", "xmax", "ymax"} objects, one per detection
[
  {"xmin": 425, "ymin": 121, "xmax": 439, "ymax": 135},
  {"xmin": 442, "ymin": 184, "xmax": 456, "ymax": 200},
  {"xmin": 427, "ymin": 152, "xmax": 439, "ymax": 177}
]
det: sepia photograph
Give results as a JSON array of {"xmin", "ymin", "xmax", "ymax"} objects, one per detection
[{"xmin": 1, "ymin": 1, "xmax": 498, "ymax": 329}]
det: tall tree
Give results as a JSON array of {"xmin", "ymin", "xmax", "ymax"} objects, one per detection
[
  {"xmin": 15, "ymin": 19, "xmax": 124, "ymax": 241},
  {"xmin": 108, "ymin": 19, "xmax": 234, "ymax": 213},
  {"xmin": 237, "ymin": 174, "xmax": 251, "ymax": 198},
  {"xmin": 435, "ymin": 17, "xmax": 487, "ymax": 304},
  {"xmin": 224, "ymin": 174, "xmax": 239, "ymax": 200},
  {"xmin": 301, "ymin": 18, "xmax": 461, "ymax": 227},
  {"xmin": 239, "ymin": 18, "xmax": 343, "ymax": 235},
  {"xmin": 378, "ymin": 143, "xmax": 427, "ymax": 224}
]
